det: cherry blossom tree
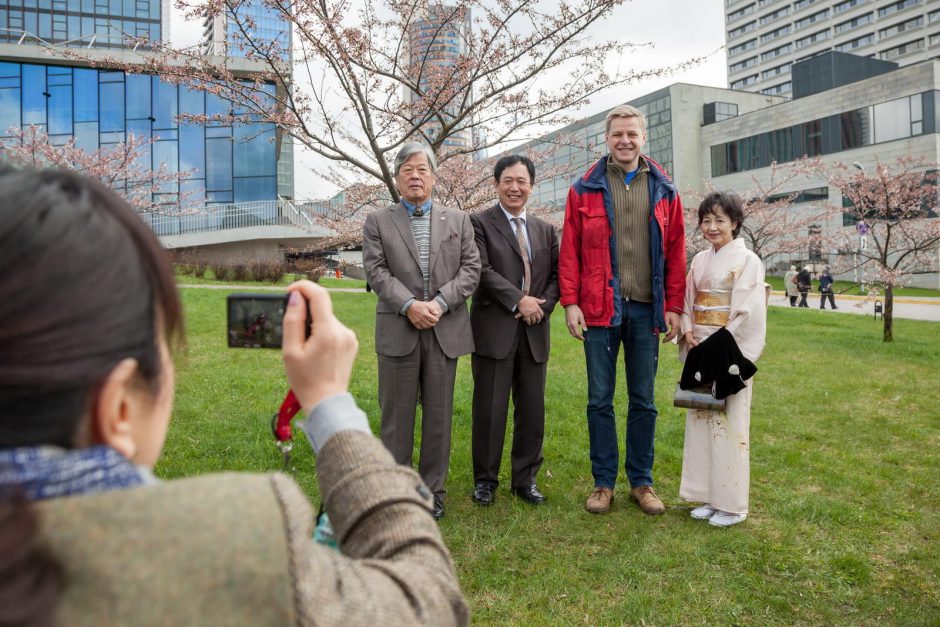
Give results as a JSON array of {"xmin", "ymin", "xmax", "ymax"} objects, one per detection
[
  {"xmin": 804, "ymin": 156, "xmax": 940, "ymax": 342},
  {"xmin": 686, "ymin": 161, "xmax": 825, "ymax": 265},
  {"xmin": 57, "ymin": 0, "xmax": 706, "ymax": 207},
  {"xmin": 299, "ymin": 145, "xmax": 569, "ymax": 253},
  {"xmin": 1, "ymin": 125, "xmax": 194, "ymax": 213}
]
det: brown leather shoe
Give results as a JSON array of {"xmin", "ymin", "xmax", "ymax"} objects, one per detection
[
  {"xmin": 630, "ymin": 486, "xmax": 665, "ymax": 515},
  {"xmin": 585, "ymin": 487, "xmax": 614, "ymax": 514}
]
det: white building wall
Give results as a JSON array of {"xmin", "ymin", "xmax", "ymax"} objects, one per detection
[{"xmin": 725, "ymin": 0, "xmax": 940, "ymax": 96}]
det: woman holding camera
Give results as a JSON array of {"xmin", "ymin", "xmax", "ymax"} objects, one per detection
[
  {"xmin": 677, "ymin": 192, "xmax": 767, "ymax": 527},
  {"xmin": 0, "ymin": 168, "xmax": 468, "ymax": 625}
]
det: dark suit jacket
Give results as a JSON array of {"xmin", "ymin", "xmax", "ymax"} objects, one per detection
[
  {"xmin": 470, "ymin": 204, "xmax": 559, "ymax": 363},
  {"xmin": 362, "ymin": 202, "xmax": 481, "ymax": 359}
]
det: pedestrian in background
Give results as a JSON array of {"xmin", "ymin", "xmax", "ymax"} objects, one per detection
[
  {"xmin": 796, "ymin": 266, "xmax": 812, "ymax": 308},
  {"xmin": 818, "ymin": 266, "xmax": 838, "ymax": 310},
  {"xmin": 783, "ymin": 265, "xmax": 799, "ymax": 307}
]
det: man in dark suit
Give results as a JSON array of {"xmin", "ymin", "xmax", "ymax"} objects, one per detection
[
  {"xmin": 362, "ymin": 142, "xmax": 481, "ymax": 520},
  {"xmin": 469, "ymin": 155, "xmax": 559, "ymax": 506}
]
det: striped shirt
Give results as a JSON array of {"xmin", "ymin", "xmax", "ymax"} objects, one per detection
[
  {"xmin": 607, "ymin": 156, "xmax": 652, "ymax": 303},
  {"xmin": 410, "ymin": 212, "xmax": 431, "ymax": 299}
]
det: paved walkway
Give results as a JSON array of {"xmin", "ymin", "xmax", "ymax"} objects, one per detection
[{"xmin": 769, "ymin": 292, "xmax": 940, "ymax": 322}]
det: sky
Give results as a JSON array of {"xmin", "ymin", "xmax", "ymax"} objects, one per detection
[{"xmin": 170, "ymin": 1, "xmax": 729, "ymax": 199}]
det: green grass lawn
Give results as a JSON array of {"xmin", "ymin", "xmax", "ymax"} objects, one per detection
[
  {"xmin": 174, "ymin": 268, "xmax": 367, "ymax": 290},
  {"xmin": 160, "ymin": 287, "xmax": 940, "ymax": 625}
]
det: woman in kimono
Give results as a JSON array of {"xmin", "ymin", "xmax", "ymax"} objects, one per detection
[{"xmin": 678, "ymin": 192, "xmax": 767, "ymax": 527}]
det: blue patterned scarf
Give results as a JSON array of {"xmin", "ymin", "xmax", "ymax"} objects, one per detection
[{"xmin": 0, "ymin": 445, "xmax": 154, "ymax": 500}]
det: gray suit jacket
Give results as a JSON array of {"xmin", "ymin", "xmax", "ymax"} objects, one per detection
[
  {"xmin": 363, "ymin": 202, "xmax": 481, "ymax": 358},
  {"xmin": 470, "ymin": 204, "xmax": 559, "ymax": 362}
]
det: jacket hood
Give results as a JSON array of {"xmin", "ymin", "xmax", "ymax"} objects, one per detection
[{"xmin": 581, "ymin": 154, "xmax": 677, "ymax": 198}]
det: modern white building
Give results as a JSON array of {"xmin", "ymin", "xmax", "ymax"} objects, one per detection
[
  {"xmin": 725, "ymin": 0, "xmax": 940, "ymax": 97},
  {"xmin": 705, "ymin": 53, "xmax": 939, "ymax": 283},
  {"xmin": 509, "ymin": 84, "xmax": 784, "ymax": 213}
]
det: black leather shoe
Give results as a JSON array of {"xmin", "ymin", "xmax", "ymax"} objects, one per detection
[
  {"xmin": 472, "ymin": 481, "xmax": 495, "ymax": 506},
  {"xmin": 512, "ymin": 484, "xmax": 546, "ymax": 505},
  {"xmin": 431, "ymin": 496, "xmax": 445, "ymax": 520}
]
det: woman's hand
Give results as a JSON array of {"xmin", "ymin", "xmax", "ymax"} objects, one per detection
[
  {"xmin": 282, "ymin": 280, "xmax": 359, "ymax": 414},
  {"xmin": 683, "ymin": 331, "xmax": 699, "ymax": 348}
]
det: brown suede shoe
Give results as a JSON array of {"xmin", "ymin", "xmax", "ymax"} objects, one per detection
[
  {"xmin": 585, "ymin": 487, "xmax": 614, "ymax": 514},
  {"xmin": 630, "ymin": 486, "xmax": 666, "ymax": 515}
]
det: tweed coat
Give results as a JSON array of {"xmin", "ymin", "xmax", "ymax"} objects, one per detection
[
  {"xmin": 469, "ymin": 204, "xmax": 559, "ymax": 363},
  {"xmin": 362, "ymin": 202, "xmax": 481, "ymax": 359},
  {"xmin": 36, "ymin": 432, "xmax": 469, "ymax": 626}
]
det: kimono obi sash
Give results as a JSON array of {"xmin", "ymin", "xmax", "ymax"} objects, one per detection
[{"xmin": 693, "ymin": 290, "xmax": 730, "ymax": 326}]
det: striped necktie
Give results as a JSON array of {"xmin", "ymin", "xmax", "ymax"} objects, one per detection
[{"xmin": 512, "ymin": 217, "xmax": 531, "ymax": 295}]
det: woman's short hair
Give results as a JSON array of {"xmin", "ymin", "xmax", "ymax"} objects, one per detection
[
  {"xmin": 697, "ymin": 191, "xmax": 745, "ymax": 238},
  {"xmin": 0, "ymin": 167, "xmax": 182, "ymax": 448},
  {"xmin": 393, "ymin": 143, "xmax": 437, "ymax": 175}
]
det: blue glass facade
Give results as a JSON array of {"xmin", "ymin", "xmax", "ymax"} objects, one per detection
[
  {"xmin": 0, "ymin": 59, "xmax": 281, "ymax": 207},
  {"xmin": 225, "ymin": 0, "xmax": 289, "ymax": 60},
  {"xmin": 0, "ymin": 0, "xmax": 161, "ymax": 48}
]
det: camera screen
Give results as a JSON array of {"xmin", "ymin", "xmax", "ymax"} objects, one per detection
[{"xmin": 227, "ymin": 293, "xmax": 288, "ymax": 349}]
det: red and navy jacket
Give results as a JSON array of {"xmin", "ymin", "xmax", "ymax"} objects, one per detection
[{"xmin": 558, "ymin": 154, "xmax": 686, "ymax": 333}]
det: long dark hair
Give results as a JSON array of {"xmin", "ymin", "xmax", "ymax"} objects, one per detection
[
  {"xmin": 0, "ymin": 167, "xmax": 184, "ymax": 625},
  {"xmin": 0, "ymin": 167, "xmax": 183, "ymax": 447}
]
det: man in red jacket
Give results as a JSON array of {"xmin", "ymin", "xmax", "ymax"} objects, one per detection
[{"xmin": 558, "ymin": 104, "xmax": 686, "ymax": 515}]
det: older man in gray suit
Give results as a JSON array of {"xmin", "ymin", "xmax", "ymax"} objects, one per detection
[{"xmin": 362, "ymin": 142, "xmax": 481, "ymax": 520}]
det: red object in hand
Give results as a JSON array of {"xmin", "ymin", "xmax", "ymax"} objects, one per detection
[{"xmin": 273, "ymin": 389, "xmax": 302, "ymax": 442}]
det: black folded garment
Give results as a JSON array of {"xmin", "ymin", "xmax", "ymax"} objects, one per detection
[{"xmin": 680, "ymin": 327, "xmax": 757, "ymax": 399}]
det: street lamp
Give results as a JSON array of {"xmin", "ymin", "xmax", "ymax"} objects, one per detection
[{"xmin": 852, "ymin": 162, "xmax": 867, "ymax": 291}]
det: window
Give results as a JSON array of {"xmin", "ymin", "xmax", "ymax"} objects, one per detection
[
  {"xmin": 873, "ymin": 94, "xmax": 922, "ymax": 141},
  {"xmin": 833, "ymin": 0, "xmax": 864, "ymax": 14},
  {"xmin": 795, "ymin": 9, "xmax": 829, "ymax": 29},
  {"xmin": 879, "ymin": 16, "xmax": 923, "ymax": 39},
  {"xmin": 835, "ymin": 33, "xmax": 874, "ymax": 51},
  {"xmin": 840, "ymin": 109, "xmax": 870, "ymax": 149},
  {"xmin": 762, "ymin": 62, "xmax": 791, "ymax": 79},
  {"xmin": 730, "ymin": 56, "xmax": 758, "ymax": 72},
  {"xmin": 794, "ymin": 0, "xmax": 819, "ymax": 9},
  {"xmin": 761, "ymin": 25, "xmax": 791, "ymax": 43},
  {"xmin": 878, "ymin": 0, "xmax": 920, "ymax": 18},
  {"xmin": 929, "ymin": 10, "xmax": 940, "ymax": 22},
  {"xmin": 834, "ymin": 12, "xmax": 873, "ymax": 33},
  {"xmin": 729, "ymin": 38, "xmax": 758, "ymax": 55},
  {"xmin": 728, "ymin": 3, "xmax": 755, "ymax": 21},
  {"xmin": 762, "ymin": 82, "xmax": 792, "ymax": 96},
  {"xmin": 728, "ymin": 21, "xmax": 756, "ymax": 38},
  {"xmin": 762, "ymin": 43, "xmax": 792, "ymax": 61},
  {"xmin": 715, "ymin": 102, "xmax": 738, "ymax": 121},
  {"xmin": 801, "ymin": 119, "xmax": 823, "ymax": 156},
  {"xmin": 879, "ymin": 38, "xmax": 925, "ymax": 59},
  {"xmin": 796, "ymin": 29, "xmax": 830, "ymax": 47},
  {"xmin": 759, "ymin": 6, "xmax": 789, "ymax": 25},
  {"xmin": 731, "ymin": 74, "xmax": 758, "ymax": 89}
]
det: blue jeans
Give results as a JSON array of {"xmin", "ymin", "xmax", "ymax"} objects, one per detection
[{"xmin": 583, "ymin": 300, "xmax": 659, "ymax": 489}]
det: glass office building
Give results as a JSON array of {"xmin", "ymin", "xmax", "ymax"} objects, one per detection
[
  {"xmin": 202, "ymin": 0, "xmax": 289, "ymax": 60},
  {"xmin": 0, "ymin": 59, "xmax": 283, "ymax": 207},
  {"xmin": 0, "ymin": 0, "xmax": 165, "ymax": 48}
]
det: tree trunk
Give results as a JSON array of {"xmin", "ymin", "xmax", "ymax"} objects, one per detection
[{"xmin": 883, "ymin": 283, "xmax": 894, "ymax": 342}]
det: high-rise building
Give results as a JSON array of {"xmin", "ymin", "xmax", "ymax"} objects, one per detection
[
  {"xmin": 202, "ymin": 0, "xmax": 289, "ymax": 60},
  {"xmin": 0, "ymin": 0, "xmax": 169, "ymax": 48},
  {"xmin": 724, "ymin": 0, "xmax": 940, "ymax": 96},
  {"xmin": 405, "ymin": 2, "xmax": 471, "ymax": 152}
]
